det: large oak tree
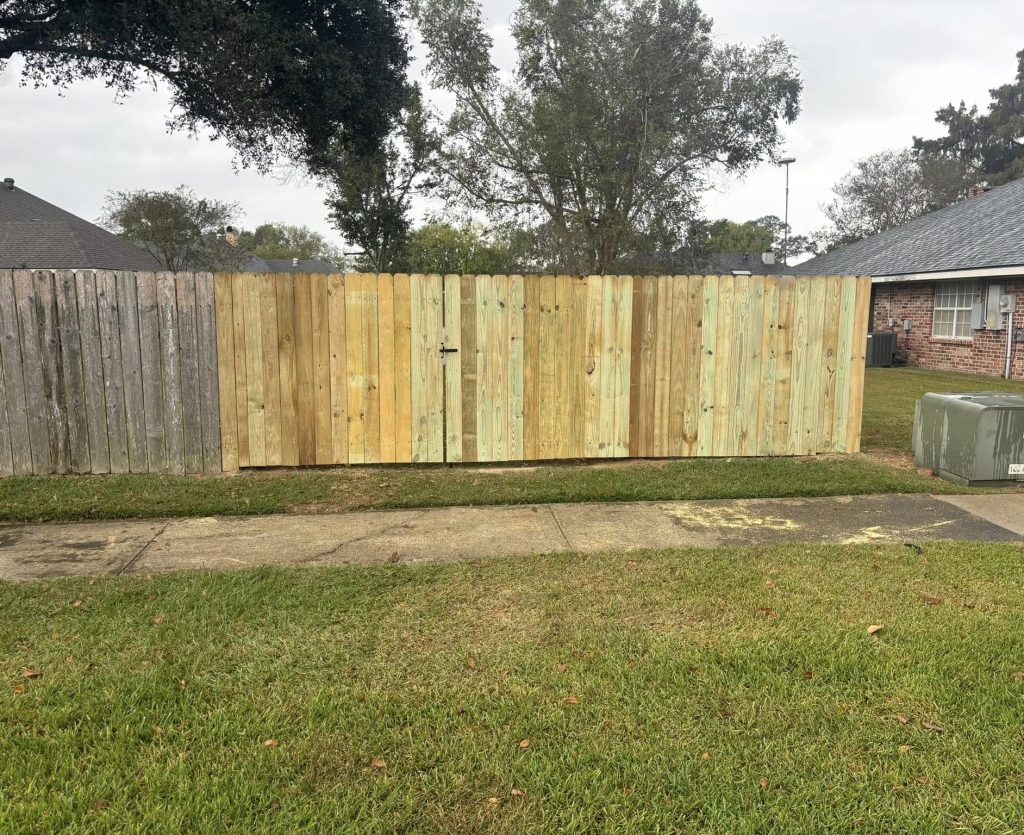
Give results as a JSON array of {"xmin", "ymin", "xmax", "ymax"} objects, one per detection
[
  {"xmin": 415, "ymin": 0, "xmax": 801, "ymax": 273},
  {"xmin": 0, "ymin": 0, "xmax": 409, "ymax": 169}
]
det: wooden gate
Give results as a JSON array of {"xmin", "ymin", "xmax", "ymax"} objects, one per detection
[
  {"xmin": 214, "ymin": 272, "xmax": 870, "ymax": 469},
  {"xmin": 214, "ymin": 272, "xmax": 444, "ymax": 468}
]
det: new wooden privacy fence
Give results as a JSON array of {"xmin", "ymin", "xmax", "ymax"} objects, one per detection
[
  {"xmin": 216, "ymin": 272, "xmax": 870, "ymax": 468},
  {"xmin": 0, "ymin": 270, "xmax": 870, "ymax": 475}
]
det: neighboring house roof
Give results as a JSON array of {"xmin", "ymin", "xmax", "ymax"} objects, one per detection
[
  {"xmin": 245, "ymin": 255, "xmax": 341, "ymax": 274},
  {"xmin": 794, "ymin": 177, "xmax": 1024, "ymax": 278},
  {"xmin": 708, "ymin": 252, "xmax": 786, "ymax": 275},
  {"xmin": 0, "ymin": 178, "xmax": 162, "ymax": 271}
]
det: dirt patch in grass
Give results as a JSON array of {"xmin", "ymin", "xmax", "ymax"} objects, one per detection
[{"xmin": 862, "ymin": 448, "xmax": 917, "ymax": 471}]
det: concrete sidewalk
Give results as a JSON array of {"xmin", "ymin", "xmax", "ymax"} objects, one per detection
[{"xmin": 1, "ymin": 493, "xmax": 1022, "ymax": 582}]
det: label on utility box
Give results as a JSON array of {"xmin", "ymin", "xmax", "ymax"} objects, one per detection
[{"xmin": 1009, "ymin": 464, "xmax": 1024, "ymax": 476}]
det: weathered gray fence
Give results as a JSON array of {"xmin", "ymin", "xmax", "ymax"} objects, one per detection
[{"xmin": 0, "ymin": 270, "xmax": 221, "ymax": 475}]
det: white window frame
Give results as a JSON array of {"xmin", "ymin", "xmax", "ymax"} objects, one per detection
[{"xmin": 932, "ymin": 280, "xmax": 976, "ymax": 340}]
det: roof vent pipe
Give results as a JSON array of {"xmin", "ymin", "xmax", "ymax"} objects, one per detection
[{"xmin": 3, "ymin": 178, "xmax": 14, "ymax": 190}]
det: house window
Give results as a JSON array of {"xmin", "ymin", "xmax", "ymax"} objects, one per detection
[{"xmin": 932, "ymin": 280, "xmax": 976, "ymax": 339}]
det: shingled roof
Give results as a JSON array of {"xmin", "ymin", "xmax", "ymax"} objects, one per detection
[
  {"xmin": 244, "ymin": 255, "xmax": 343, "ymax": 274},
  {"xmin": 794, "ymin": 177, "xmax": 1024, "ymax": 277},
  {"xmin": 0, "ymin": 178, "xmax": 161, "ymax": 271}
]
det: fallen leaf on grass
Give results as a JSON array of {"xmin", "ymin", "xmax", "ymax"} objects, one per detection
[
  {"xmin": 701, "ymin": 751, "xmax": 711, "ymax": 761},
  {"xmin": 916, "ymin": 776, "xmax": 929, "ymax": 785},
  {"xmin": 152, "ymin": 614, "xmax": 165, "ymax": 625},
  {"xmin": 73, "ymin": 600, "xmax": 83, "ymax": 609},
  {"xmin": 371, "ymin": 757, "xmax": 387, "ymax": 769},
  {"xmin": 1013, "ymin": 672, "xmax": 1024, "ymax": 681},
  {"xmin": 759, "ymin": 777, "xmax": 769, "ymax": 790},
  {"xmin": 867, "ymin": 624, "xmax": 885, "ymax": 636},
  {"xmin": 178, "ymin": 679, "xmax": 186, "ymax": 691},
  {"xmin": 90, "ymin": 801, "xmax": 109, "ymax": 812},
  {"xmin": 920, "ymin": 595, "xmax": 944, "ymax": 606},
  {"xmin": 564, "ymin": 695, "xmax": 580, "ymax": 705},
  {"xmin": 467, "ymin": 657, "xmax": 477, "ymax": 669},
  {"xmin": 898, "ymin": 745, "xmax": 911, "ymax": 754},
  {"xmin": 21, "ymin": 669, "xmax": 42, "ymax": 679},
  {"xmin": 764, "ymin": 579, "xmax": 777, "ymax": 589},
  {"xmin": 894, "ymin": 714, "xmax": 909, "ymax": 725},
  {"xmin": 511, "ymin": 788, "xmax": 527, "ymax": 798},
  {"xmin": 756, "ymin": 607, "xmax": 778, "ymax": 620},
  {"xmin": 487, "ymin": 797, "xmax": 500, "ymax": 805},
  {"xmin": 557, "ymin": 663, "xmax": 567, "ymax": 673},
  {"xmin": 13, "ymin": 684, "xmax": 25, "ymax": 695},
  {"xmin": 922, "ymin": 722, "xmax": 944, "ymax": 733},
  {"xmin": 519, "ymin": 739, "xmax": 530, "ymax": 749}
]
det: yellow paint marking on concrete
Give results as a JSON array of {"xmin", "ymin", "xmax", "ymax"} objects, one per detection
[
  {"xmin": 904, "ymin": 520, "xmax": 956, "ymax": 533},
  {"xmin": 837, "ymin": 526, "xmax": 892, "ymax": 545},
  {"xmin": 660, "ymin": 504, "xmax": 801, "ymax": 532},
  {"xmin": 839, "ymin": 519, "xmax": 956, "ymax": 545}
]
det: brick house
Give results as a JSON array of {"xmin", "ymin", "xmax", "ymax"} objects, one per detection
[{"xmin": 794, "ymin": 178, "xmax": 1024, "ymax": 379}]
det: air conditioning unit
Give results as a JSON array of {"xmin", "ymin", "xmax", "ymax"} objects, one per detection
[
  {"xmin": 913, "ymin": 392, "xmax": 1024, "ymax": 486},
  {"xmin": 865, "ymin": 332, "xmax": 896, "ymax": 367}
]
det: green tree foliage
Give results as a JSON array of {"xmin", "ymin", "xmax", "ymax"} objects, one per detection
[
  {"xmin": 399, "ymin": 222, "xmax": 514, "ymax": 275},
  {"xmin": 705, "ymin": 218, "xmax": 775, "ymax": 255},
  {"xmin": 700, "ymin": 216, "xmax": 819, "ymax": 261},
  {"xmin": 237, "ymin": 224, "xmax": 343, "ymax": 264},
  {"xmin": 0, "ymin": 0, "xmax": 409, "ymax": 170},
  {"xmin": 325, "ymin": 90, "xmax": 439, "ymax": 271},
  {"xmin": 415, "ymin": 0, "xmax": 801, "ymax": 274},
  {"xmin": 914, "ymin": 49, "xmax": 1024, "ymax": 187},
  {"xmin": 99, "ymin": 186, "xmax": 246, "ymax": 271},
  {"xmin": 818, "ymin": 149, "xmax": 964, "ymax": 250}
]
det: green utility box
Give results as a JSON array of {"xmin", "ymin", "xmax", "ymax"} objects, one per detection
[{"xmin": 913, "ymin": 392, "xmax": 1024, "ymax": 486}]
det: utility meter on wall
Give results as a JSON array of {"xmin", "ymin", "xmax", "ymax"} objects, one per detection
[{"xmin": 1000, "ymin": 294, "xmax": 1017, "ymax": 313}]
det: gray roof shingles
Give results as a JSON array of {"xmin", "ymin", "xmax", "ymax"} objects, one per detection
[
  {"xmin": 0, "ymin": 181, "xmax": 162, "ymax": 270},
  {"xmin": 244, "ymin": 256, "xmax": 342, "ymax": 274},
  {"xmin": 708, "ymin": 252, "xmax": 786, "ymax": 275},
  {"xmin": 793, "ymin": 177, "xmax": 1024, "ymax": 277}
]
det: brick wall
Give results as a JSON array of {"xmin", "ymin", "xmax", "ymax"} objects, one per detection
[{"xmin": 871, "ymin": 279, "xmax": 1024, "ymax": 378}]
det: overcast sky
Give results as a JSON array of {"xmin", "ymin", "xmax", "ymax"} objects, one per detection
[{"xmin": 2, "ymin": 0, "xmax": 1022, "ymax": 253}]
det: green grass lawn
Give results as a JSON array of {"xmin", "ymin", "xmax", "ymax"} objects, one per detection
[
  {"xmin": 0, "ymin": 366, "xmax": 1017, "ymax": 523},
  {"xmin": 4, "ymin": 542, "xmax": 1024, "ymax": 832},
  {"xmin": 0, "ymin": 456, "xmax": 958, "ymax": 523},
  {"xmin": 863, "ymin": 367, "xmax": 1024, "ymax": 452}
]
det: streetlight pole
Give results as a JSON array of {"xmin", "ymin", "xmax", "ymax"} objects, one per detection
[{"xmin": 780, "ymin": 156, "xmax": 796, "ymax": 267}]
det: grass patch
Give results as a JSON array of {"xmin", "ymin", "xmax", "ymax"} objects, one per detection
[
  {"xmin": 864, "ymin": 367, "xmax": 1024, "ymax": 452},
  {"xmin": 0, "ymin": 456, "xmax": 959, "ymax": 523},
  {"xmin": 3, "ymin": 542, "xmax": 1024, "ymax": 831}
]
